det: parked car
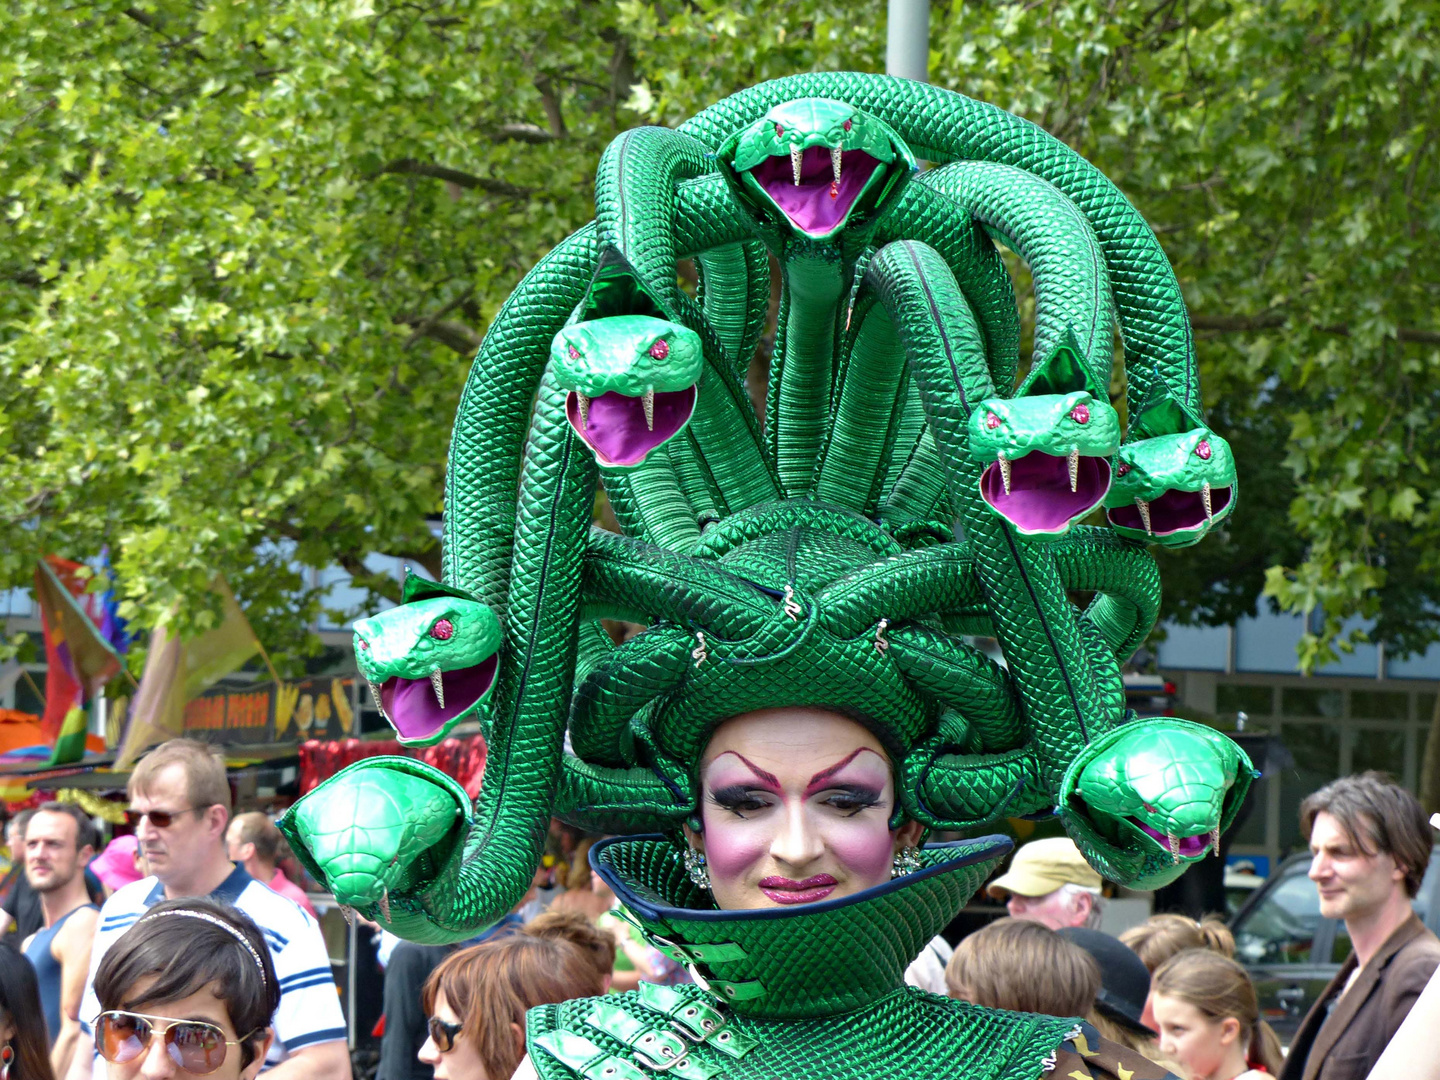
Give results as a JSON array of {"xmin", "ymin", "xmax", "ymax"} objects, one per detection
[{"xmin": 1229, "ymin": 844, "xmax": 1440, "ymax": 1043}]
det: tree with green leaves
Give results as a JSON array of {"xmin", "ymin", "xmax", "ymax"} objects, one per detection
[{"xmin": 2, "ymin": 0, "xmax": 1434, "ymax": 672}]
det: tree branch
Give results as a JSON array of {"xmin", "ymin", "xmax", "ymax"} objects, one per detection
[
  {"xmin": 374, "ymin": 158, "xmax": 531, "ymax": 198},
  {"xmin": 494, "ymin": 122, "xmax": 555, "ymax": 144},
  {"xmin": 1191, "ymin": 313, "xmax": 1440, "ymax": 345},
  {"xmin": 401, "ymin": 288, "xmax": 474, "ymax": 351}
]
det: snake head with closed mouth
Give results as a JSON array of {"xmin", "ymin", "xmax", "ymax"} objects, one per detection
[
  {"xmin": 718, "ymin": 98, "xmax": 914, "ymax": 241},
  {"xmin": 552, "ymin": 315, "xmax": 703, "ymax": 469},
  {"xmin": 967, "ymin": 333, "xmax": 1121, "ymax": 538},
  {"xmin": 354, "ymin": 574, "xmax": 502, "ymax": 747},
  {"xmin": 1064, "ymin": 719, "xmax": 1250, "ymax": 889},
  {"xmin": 1105, "ymin": 393, "xmax": 1237, "ymax": 546}
]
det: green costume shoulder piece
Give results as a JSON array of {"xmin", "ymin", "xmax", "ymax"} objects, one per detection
[
  {"xmin": 527, "ymin": 837, "xmax": 1085, "ymax": 1080},
  {"xmin": 277, "ymin": 79, "xmax": 1247, "ymax": 1080}
]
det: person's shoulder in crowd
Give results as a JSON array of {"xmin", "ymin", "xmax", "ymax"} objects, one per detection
[
  {"xmin": 93, "ymin": 876, "xmax": 160, "ymax": 934},
  {"xmin": 1046, "ymin": 1022, "xmax": 1182, "ymax": 1080}
]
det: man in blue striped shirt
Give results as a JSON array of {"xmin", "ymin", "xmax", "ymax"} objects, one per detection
[{"xmin": 67, "ymin": 740, "xmax": 350, "ymax": 1080}]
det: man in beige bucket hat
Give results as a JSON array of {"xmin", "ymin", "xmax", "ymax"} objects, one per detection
[{"xmin": 986, "ymin": 836, "xmax": 1105, "ymax": 930}]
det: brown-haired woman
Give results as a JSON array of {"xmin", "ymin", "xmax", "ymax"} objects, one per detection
[
  {"xmin": 1122, "ymin": 914, "xmax": 1235, "ymax": 974},
  {"xmin": 419, "ymin": 930, "xmax": 606, "ymax": 1080},
  {"xmin": 946, "ymin": 916, "xmax": 1101, "ymax": 1017},
  {"xmin": 1151, "ymin": 950, "xmax": 1283, "ymax": 1080},
  {"xmin": 0, "ymin": 940, "xmax": 56, "ymax": 1080}
]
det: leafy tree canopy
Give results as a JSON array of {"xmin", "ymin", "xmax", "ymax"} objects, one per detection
[{"xmin": 2, "ymin": 0, "xmax": 1435, "ymax": 672}]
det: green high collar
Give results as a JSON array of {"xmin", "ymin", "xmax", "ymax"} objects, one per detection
[{"xmin": 590, "ymin": 834, "xmax": 1012, "ymax": 1020}]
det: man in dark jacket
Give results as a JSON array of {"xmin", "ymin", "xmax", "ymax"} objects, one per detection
[{"xmin": 1279, "ymin": 771, "xmax": 1440, "ymax": 1080}]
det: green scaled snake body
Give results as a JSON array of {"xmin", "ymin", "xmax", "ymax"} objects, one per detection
[{"xmin": 281, "ymin": 73, "xmax": 1250, "ymax": 944}]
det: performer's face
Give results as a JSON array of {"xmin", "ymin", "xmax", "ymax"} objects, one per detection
[{"xmin": 686, "ymin": 707, "xmax": 923, "ymax": 910}]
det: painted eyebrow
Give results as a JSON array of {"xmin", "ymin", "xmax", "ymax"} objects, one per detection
[
  {"xmin": 805, "ymin": 747, "xmax": 885, "ymax": 794},
  {"xmin": 709, "ymin": 751, "xmax": 780, "ymax": 787}
]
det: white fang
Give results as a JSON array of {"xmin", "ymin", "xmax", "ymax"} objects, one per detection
[
  {"xmin": 430, "ymin": 667, "xmax": 445, "ymax": 708},
  {"xmin": 831, "ymin": 144, "xmax": 842, "ymax": 184},
  {"xmin": 576, "ymin": 391, "xmax": 590, "ymax": 430},
  {"xmin": 997, "ymin": 453, "xmax": 1012, "ymax": 496},
  {"xmin": 1202, "ymin": 481, "xmax": 1213, "ymax": 523},
  {"xmin": 1135, "ymin": 498, "xmax": 1153, "ymax": 535},
  {"xmin": 643, "ymin": 387, "xmax": 654, "ymax": 431},
  {"xmin": 791, "ymin": 145, "xmax": 803, "ymax": 185},
  {"xmin": 1068, "ymin": 448, "xmax": 1080, "ymax": 493}
]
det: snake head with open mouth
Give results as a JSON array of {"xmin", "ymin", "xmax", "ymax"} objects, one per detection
[
  {"xmin": 552, "ymin": 315, "xmax": 703, "ymax": 469},
  {"xmin": 1105, "ymin": 392, "xmax": 1237, "ymax": 546},
  {"xmin": 968, "ymin": 334, "xmax": 1121, "ymax": 538},
  {"xmin": 718, "ymin": 98, "xmax": 914, "ymax": 241},
  {"xmin": 354, "ymin": 574, "xmax": 502, "ymax": 747},
  {"xmin": 1064, "ymin": 719, "xmax": 1251, "ymax": 889}
]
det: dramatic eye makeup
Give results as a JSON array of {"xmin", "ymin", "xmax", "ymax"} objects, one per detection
[
  {"xmin": 702, "ymin": 747, "xmax": 891, "ymax": 816},
  {"xmin": 708, "ymin": 784, "xmax": 773, "ymax": 815}
]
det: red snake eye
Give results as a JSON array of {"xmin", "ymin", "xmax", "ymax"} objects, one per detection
[
  {"xmin": 985, "ymin": 413, "xmax": 1001, "ymax": 430},
  {"xmin": 359, "ymin": 639, "xmax": 369, "ymax": 650},
  {"xmin": 1195, "ymin": 439, "xmax": 1212, "ymax": 460},
  {"xmin": 649, "ymin": 339, "xmax": 669, "ymax": 360},
  {"xmin": 1142, "ymin": 802, "xmax": 1157, "ymax": 814},
  {"xmin": 430, "ymin": 619, "xmax": 454, "ymax": 641},
  {"xmin": 567, "ymin": 345, "xmax": 579, "ymax": 361},
  {"xmin": 774, "ymin": 123, "xmax": 783, "ymax": 136},
  {"xmin": 1070, "ymin": 404, "xmax": 1090, "ymax": 424},
  {"xmin": 1116, "ymin": 462, "xmax": 1131, "ymax": 476},
  {"xmin": 843, "ymin": 119, "xmax": 852, "ymax": 132}
]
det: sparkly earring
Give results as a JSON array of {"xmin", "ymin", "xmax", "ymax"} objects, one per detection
[
  {"xmin": 683, "ymin": 846, "xmax": 711, "ymax": 891},
  {"xmin": 1, "ymin": 1041, "xmax": 13, "ymax": 1080},
  {"xmin": 891, "ymin": 846, "xmax": 923, "ymax": 878}
]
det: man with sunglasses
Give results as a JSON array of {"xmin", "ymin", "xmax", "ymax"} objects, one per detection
[{"xmin": 68, "ymin": 739, "xmax": 350, "ymax": 1080}]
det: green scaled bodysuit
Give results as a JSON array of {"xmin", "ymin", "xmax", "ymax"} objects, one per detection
[{"xmin": 279, "ymin": 71, "xmax": 1246, "ymax": 1079}]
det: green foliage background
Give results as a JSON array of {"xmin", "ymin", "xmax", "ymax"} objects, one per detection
[{"xmin": 2, "ymin": 0, "xmax": 1435, "ymax": 672}]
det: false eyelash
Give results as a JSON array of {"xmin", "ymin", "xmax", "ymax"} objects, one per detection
[{"xmin": 708, "ymin": 785, "xmax": 769, "ymax": 815}]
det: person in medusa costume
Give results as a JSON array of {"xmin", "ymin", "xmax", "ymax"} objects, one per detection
[{"xmin": 278, "ymin": 73, "xmax": 1253, "ymax": 1079}]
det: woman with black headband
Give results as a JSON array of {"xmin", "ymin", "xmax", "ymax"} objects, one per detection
[{"xmin": 88, "ymin": 898, "xmax": 279, "ymax": 1080}]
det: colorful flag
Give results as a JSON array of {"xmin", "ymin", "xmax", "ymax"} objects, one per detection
[
  {"xmin": 116, "ymin": 576, "xmax": 276, "ymax": 769},
  {"xmin": 33, "ymin": 557, "xmax": 125, "ymax": 765}
]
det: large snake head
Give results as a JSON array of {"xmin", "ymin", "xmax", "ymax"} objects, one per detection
[
  {"xmin": 1105, "ymin": 393, "xmax": 1237, "ymax": 546},
  {"xmin": 718, "ymin": 97, "xmax": 914, "ymax": 241},
  {"xmin": 354, "ymin": 574, "xmax": 502, "ymax": 746},
  {"xmin": 552, "ymin": 315, "xmax": 703, "ymax": 469},
  {"xmin": 967, "ymin": 334, "xmax": 1121, "ymax": 538},
  {"xmin": 280, "ymin": 756, "xmax": 468, "ymax": 931},
  {"xmin": 1063, "ymin": 719, "xmax": 1252, "ymax": 890}
]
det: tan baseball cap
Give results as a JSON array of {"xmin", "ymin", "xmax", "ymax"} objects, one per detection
[{"xmin": 986, "ymin": 836, "xmax": 1103, "ymax": 899}]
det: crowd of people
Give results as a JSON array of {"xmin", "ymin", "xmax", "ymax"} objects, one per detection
[{"xmin": 3, "ymin": 741, "xmax": 1440, "ymax": 1080}]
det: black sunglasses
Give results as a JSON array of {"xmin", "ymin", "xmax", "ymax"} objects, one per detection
[
  {"xmin": 427, "ymin": 1016, "xmax": 463, "ymax": 1053},
  {"xmin": 124, "ymin": 806, "xmax": 205, "ymax": 829}
]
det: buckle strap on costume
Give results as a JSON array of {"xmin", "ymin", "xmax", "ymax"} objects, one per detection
[
  {"xmin": 583, "ymin": 1003, "xmax": 721, "ymax": 1079},
  {"xmin": 648, "ymin": 935, "xmax": 748, "ymax": 966},
  {"xmin": 533, "ymin": 1030, "xmax": 648, "ymax": 1080},
  {"xmin": 636, "ymin": 984, "xmax": 757, "ymax": 1060}
]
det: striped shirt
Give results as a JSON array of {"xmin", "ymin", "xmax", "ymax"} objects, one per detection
[{"xmin": 78, "ymin": 865, "xmax": 346, "ymax": 1075}]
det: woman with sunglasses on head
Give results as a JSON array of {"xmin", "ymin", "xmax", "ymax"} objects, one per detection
[
  {"xmin": 89, "ymin": 898, "xmax": 278, "ymax": 1080},
  {"xmin": 418, "ymin": 927, "xmax": 606, "ymax": 1080},
  {"xmin": 0, "ymin": 939, "xmax": 57, "ymax": 1080}
]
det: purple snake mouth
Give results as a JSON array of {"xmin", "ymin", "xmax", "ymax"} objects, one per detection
[
  {"xmin": 749, "ymin": 147, "xmax": 882, "ymax": 236},
  {"xmin": 378, "ymin": 654, "xmax": 497, "ymax": 742},
  {"xmin": 1108, "ymin": 484, "xmax": 1233, "ymax": 536},
  {"xmin": 1131, "ymin": 817, "xmax": 1213, "ymax": 859},
  {"xmin": 565, "ymin": 387, "xmax": 696, "ymax": 468},
  {"xmin": 978, "ymin": 451, "xmax": 1111, "ymax": 534}
]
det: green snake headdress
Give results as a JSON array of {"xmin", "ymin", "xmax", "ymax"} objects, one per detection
[{"xmin": 280, "ymin": 73, "xmax": 1249, "ymax": 946}]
